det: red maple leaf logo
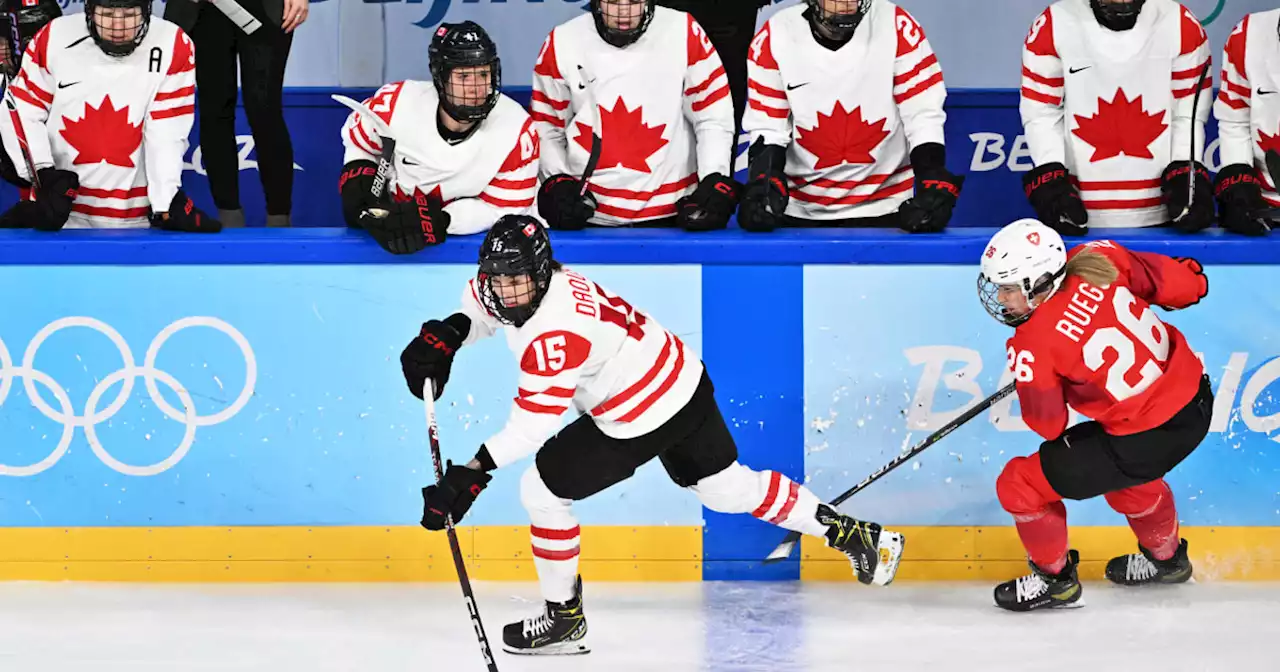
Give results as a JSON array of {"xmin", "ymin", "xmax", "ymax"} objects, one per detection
[
  {"xmin": 1259, "ymin": 127, "xmax": 1280, "ymax": 157},
  {"xmin": 395, "ymin": 184, "xmax": 446, "ymax": 207},
  {"xmin": 1071, "ymin": 90, "xmax": 1167, "ymax": 163},
  {"xmin": 60, "ymin": 96, "xmax": 142, "ymax": 167},
  {"xmin": 795, "ymin": 104, "xmax": 890, "ymax": 170},
  {"xmin": 573, "ymin": 99, "xmax": 667, "ymax": 173}
]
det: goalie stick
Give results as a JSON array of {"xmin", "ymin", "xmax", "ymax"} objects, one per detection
[
  {"xmin": 1172, "ymin": 59, "xmax": 1212, "ymax": 226},
  {"xmin": 763, "ymin": 382, "xmax": 1017, "ymax": 564},
  {"xmin": 332, "ymin": 94, "xmax": 397, "ymax": 214},
  {"xmin": 423, "ymin": 388, "xmax": 500, "ymax": 672}
]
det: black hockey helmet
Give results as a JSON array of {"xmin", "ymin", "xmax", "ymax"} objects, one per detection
[
  {"xmin": 477, "ymin": 215, "xmax": 556, "ymax": 327},
  {"xmin": 590, "ymin": 0, "xmax": 655, "ymax": 49},
  {"xmin": 1090, "ymin": 0, "xmax": 1145, "ymax": 31},
  {"xmin": 84, "ymin": 0, "xmax": 151, "ymax": 58},
  {"xmin": 1, "ymin": 0, "xmax": 61, "ymax": 76},
  {"xmin": 806, "ymin": 0, "xmax": 873, "ymax": 41},
  {"xmin": 429, "ymin": 21, "xmax": 502, "ymax": 124}
]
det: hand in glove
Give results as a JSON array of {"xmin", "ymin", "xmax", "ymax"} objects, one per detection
[
  {"xmin": 1214, "ymin": 163, "xmax": 1274, "ymax": 236},
  {"xmin": 152, "ymin": 189, "xmax": 222, "ymax": 233},
  {"xmin": 339, "ymin": 160, "xmax": 380, "ymax": 228},
  {"xmin": 1158, "ymin": 256, "xmax": 1208, "ymax": 311},
  {"xmin": 738, "ymin": 140, "xmax": 789, "ymax": 232},
  {"xmin": 538, "ymin": 174, "xmax": 597, "ymax": 230},
  {"xmin": 400, "ymin": 314, "xmax": 469, "ymax": 400},
  {"xmin": 898, "ymin": 143, "xmax": 963, "ymax": 233},
  {"xmin": 421, "ymin": 461, "xmax": 492, "ymax": 530},
  {"xmin": 678, "ymin": 173, "xmax": 741, "ymax": 231},
  {"xmin": 1, "ymin": 168, "xmax": 82, "ymax": 231},
  {"xmin": 1161, "ymin": 161, "xmax": 1214, "ymax": 233},
  {"xmin": 1023, "ymin": 162, "xmax": 1088, "ymax": 236},
  {"xmin": 361, "ymin": 194, "xmax": 449, "ymax": 255}
]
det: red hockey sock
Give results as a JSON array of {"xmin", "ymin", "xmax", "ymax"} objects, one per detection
[
  {"xmin": 1014, "ymin": 501, "xmax": 1069, "ymax": 573},
  {"xmin": 1106, "ymin": 480, "xmax": 1179, "ymax": 560},
  {"xmin": 997, "ymin": 454, "xmax": 1069, "ymax": 573}
]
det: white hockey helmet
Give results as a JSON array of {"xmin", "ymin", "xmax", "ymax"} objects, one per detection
[{"xmin": 978, "ymin": 218, "xmax": 1067, "ymax": 326}]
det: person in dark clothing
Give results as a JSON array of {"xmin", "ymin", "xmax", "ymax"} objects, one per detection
[{"xmin": 164, "ymin": 0, "xmax": 307, "ymax": 227}]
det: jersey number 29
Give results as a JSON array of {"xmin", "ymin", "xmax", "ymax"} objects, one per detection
[{"xmin": 1082, "ymin": 286, "xmax": 1170, "ymax": 401}]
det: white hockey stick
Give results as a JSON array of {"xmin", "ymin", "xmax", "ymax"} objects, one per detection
[
  {"xmin": 332, "ymin": 94, "xmax": 397, "ymax": 211},
  {"xmin": 208, "ymin": 0, "xmax": 262, "ymax": 34}
]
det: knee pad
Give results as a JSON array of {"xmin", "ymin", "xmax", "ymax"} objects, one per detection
[
  {"xmin": 520, "ymin": 465, "xmax": 575, "ymax": 524},
  {"xmin": 689, "ymin": 462, "xmax": 763, "ymax": 515},
  {"xmin": 1105, "ymin": 479, "xmax": 1171, "ymax": 518},
  {"xmin": 997, "ymin": 455, "xmax": 1059, "ymax": 517}
]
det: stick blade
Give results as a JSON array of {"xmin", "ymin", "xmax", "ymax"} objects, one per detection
[
  {"xmin": 331, "ymin": 94, "xmax": 395, "ymax": 141},
  {"xmin": 762, "ymin": 536, "xmax": 799, "ymax": 564}
]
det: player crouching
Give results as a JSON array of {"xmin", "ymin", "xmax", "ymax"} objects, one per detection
[{"xmin": 403, "ymin": 214, "xmax": 904, "ymax": 654}]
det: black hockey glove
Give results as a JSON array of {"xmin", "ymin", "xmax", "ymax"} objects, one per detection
[
  {"xmin": 1214, "ymin": 164, "xmax": 1274, "ymax": 236},
  {"xmin": 538, "ymin": 174, "xmax": 597, "ymax": 230},
  {"xmin": 738, "ymin": 139, "xmax": 789, "ymax": 232},
  {"xmin": 361, "ymin": 195, "xmax": 449, "ymax": 255},
  {"xmin": 0, "ymin": 167, "xmax": 79, "ymax": 230},
  {"xmin": 401, "ymin": 314, "xmax": 470, "ymax": 401},
  {"xmin": 898, "ymin": 143, "xmax": 964, "ymax": 233},
  {"xmin": 678, "ymin": 173, "xmax": 741, "ymax": 231},
  {"xmin": 152, "ymin": 189, "xmax": 222, "ymax": 233},
  {"xmin": 339, "ymin": 159, "xmax": 380, "ymax": 228},
  {"xmin": 421, "ymin": 461, "xmax": 492, "ymax": 530},
  {"xmin": 1023, "ymin": 162, "xmax": 1088, "ymax": 236},
  {"xmin": 1161, "ymin": 160, "xmax": 1213, "ymax": 233}
]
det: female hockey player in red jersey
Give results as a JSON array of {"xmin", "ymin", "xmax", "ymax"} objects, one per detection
[
  {"xmin": 402, "ymin": 214, "xmax": 905, "ymax": 654},
  {"xmin": 978, "ymin": 218, "xmax": 1212, "ymax": 612}
]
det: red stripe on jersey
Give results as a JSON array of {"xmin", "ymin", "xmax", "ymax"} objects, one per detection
[
  {"xmin": 1084, "ymin": 197, "xmax": 1164, "ymax": 210},
  {"xmin": 1074, "ymin": 178, "xmax": 1161, "ymax": 191},
  {"xmin": 595, "ymin": 201, "xmax": 678, "ymax": 220},
  {"xmin": 1217, "ymin": 91, "xmax": 1248, "ymax": 109},
  {"xmin": 24, "ymin": 79, "xmax": 52, "ymax": 104},
  {"xmin": 686, "ymin": 65, "xmax": 726, "ymax": 96},
  {"xmin": 749, "ymin": 79, "xmax": 787, "ymax": 100},
  {"xmin": 530, "ymin": 111, "xmax": 565, "ymax": 128},
  {"xmin": 72, "ymin": 204, "xmax": 151, "ymax": 218},
  {"xmin": 520, "ymin": 387, "xmax": 576, "ymax": 399},
  {"xmin": 593, "ymin": 334, "xmax": 674, "ymax": 417},
  {"xmin": 29, "ymin": 25, "xmax": 50, "ymax": 71},
  {"xmin": 895, "ymin": 72, "xmax": 943, "ymax": 104},
  {"xmin": 534, "ymin": 31, "xmax": 563, "ymax": 80},
  {"xmin": 490, "ymin": 177, "xmax": 538, "ymax": 190},
  {"xmin": 532, "ymin": 90, "xmax": 570, "ymax": 111},
  {"xmin": 1173, "ymin": 75, "xmax": 1212, "ymax": 100},
  {"xmin": 479, "ymin": 192, "xmax": 536, "ymax": 209},
  {"xmin": 78, "ymin": 186, "xmax": 149, "ymax": 199},
  {"xmin": 531, "ymin": 525, "xmax": 581, "ymax": 541},
  {"xmin": 894, "ymin": 54, "xmax": 939, "ymax": 86},
  {"xmin": 766, "ymin": 480, "xmax": 801, "ymax": 525},
  {"xmin": 1224, "ymin": 79, "xmax": 1250, "ymax": 98},
  {"xmin": 531, "ymin": 546, "xmax": 580, "ymax": 561},
  {"xmin": 591, "ymin": 173, "xmax": 698, "ymax": 201},
  {"xmin": 752, "ymin": 472, "xmax": 782, "ymax": 518},
  {"xmin": 749, "ymin": 98, "xmax": 789, "ymax": 119},
  {"xmin": 1021, "ymin": 66, "xmax": 1064, "ymax": 88},
  {"xmin": 10, "ymin": 86, "xmax": 47, "ymax": 110},
  {"xmin": 792, "ymin": 175, "xmax": 915, "ymax": 206},
  {"xmin": 168, "ymin": 31, "xmax": 195, "ymax": 75},
  {"xmin": 498, "ymin": 118, "xmax": 539, "ymax": 173},
  {"xmin": 617, "ymin": 337, "xmax": 686, "ymax": 423},
  {"xmin": 1224, "ymin": 16, "xmax": 1250, "ymax": 82},
  {"xmin": 353, "ymin": 122, "xmax": 382, "ymax": 153},
  {"xmin": 151, "ymin": 105, "xmax": 194, "ymax": 120},
  {"xmin": 1264, "ymin": 194, "xmax": 1280, "ymax": 208},
  {"xmin": 692, "ymin": 85, "xmax": 731, "ymax": 112},
  {"xmin": 1179, "ymin": 6, "xmax": 1207, "ymax": 56},
  {"xmin": 797, "ymin": 166, "xmax": 911, "ymax": 190},
  {"xmin": 515, "ymin": 397, "xmax": 570, "ymax": 415},
  {"xmin": 156, "ymin": 86, "xmax": 196, "ymax": 101},
  {"xmin": 1172, "ymin": 65, "xmax": 1205, "ymax": 80},
  {"xmin": 1021, "ymin": 87, "xmax": 1062, "ymax": 106}
]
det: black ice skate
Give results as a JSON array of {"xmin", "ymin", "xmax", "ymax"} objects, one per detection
[
  {"xmin": 1105, "ymin": 538, "xmax": 1193, "ymax": 586},
  {"xmin": 502, "ymin": 575, "xmax": 589, "ymax": 656},
  {"xmin": 994, "ymin": 549, "xmax": 1083, "ymax": 612},
  {"xmin": 816, "ymin": 504, "xmax": 905, "ymax": 586}
]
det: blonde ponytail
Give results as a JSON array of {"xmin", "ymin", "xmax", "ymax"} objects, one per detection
[{"xmin": 1064, "ymin": 248, "xmax": 1119, "ymax": 288}]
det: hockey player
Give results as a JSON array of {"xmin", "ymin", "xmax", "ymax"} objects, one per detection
[
  {"xmin": 340, "ymin": 21, "xmax": 538, "ymax": 254},
  {"xmin": 1019, "ymin": 0, "xmax": 1214, "ymax": 235},
  {"xmin": 738, "ymin": 0, "xmax": 963, "ymax": 232},
  {"xmin": 8, "ymin": 0, "xmax": 219, "ymax": 231},
  {"xmin": 978, "ymin": 219, "xmax": 1211, "ymax": 612},
  {"xmin": 1212, "ymin": 8, "xmax": 1280, "ymax": 236},
  {"xmin": 530, "ymin": 0, "xmax": 740, "ymax": 231},
  {"xmin": 404, "ymin": 214, "xmax": 906, "ymax": 654}
]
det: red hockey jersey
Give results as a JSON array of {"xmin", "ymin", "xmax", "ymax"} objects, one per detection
[
  {"xmin": 1215, "ymin": 9, "xmax": 1280, "ymax": 208},
  {"xmin": 1007, "ymin": 241, "xmax": 1206, "ymax": 441}
]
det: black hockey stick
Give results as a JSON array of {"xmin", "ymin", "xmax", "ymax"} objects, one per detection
[
  {"xmin": 1172, "ymin": 59, "xmax": 1211, "ymax": 226},
  {"xmin": 762, "ymin": 382, "xmax": 1017, "ymax": 564},
  {"xmin": 1267, "ymin": 150, "xmax": 1280, "ymax": 195},
  {"xmin": 332, "ymin": 94, "xmax": 397, "ymax": 212},
  {"xmin": 3, "ymin": 74, "xmax": 41, "ymax": 194},
  {"xmin": 423, "ymin": 389, "xmax": 500, "ymax": 672},
  {"xmin": 580, "ymin": 132, "xmax": 602, "ymax": 196}
]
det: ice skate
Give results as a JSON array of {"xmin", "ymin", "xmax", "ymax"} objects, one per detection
[
  {"xmin": 1106, "ymin": 538, "xmax": 1193, "ymax": 586},
  {"xmin": 502, "ymin": 575, "xmax": 589, "ymax": 655},
  {"xmin": 994, "ymin": 549, "xmax": 1084, "ymax": 612},
  {"xmin": 816, "ymin": 504, "xmax": 905, "ymax": 586}
]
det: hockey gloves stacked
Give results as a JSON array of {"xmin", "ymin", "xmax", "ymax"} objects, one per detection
[
  {"xmin": 678, "ymin": 173, "xmax": 741, "ymax": 231},
  {"xmin": 400, "ymin": 314, "xmax": 469, "ymax": 401},
  {"xmin": 1214, "ymin": 164, "xmax": 1275, "ymax": 236},
  {"xmin": 538, "ymin": 174, "xmax": 597, "ymax": 230},
  {"xmin": 421, "ymin": 461, "xmax": 492, "ymax": 530},
  {"xmin": 0, "ymin": 168, "xmax": 79, "ymax": 230},
  {"xmin": 738, "ymin": 140, "xmax": 789, "ymax": 232},
  {"xmin": 1023, "ymin": 163, "xmax": 1088, "ymax": 235},
  {"xmin": 340, "ymin": 159, "xmax": 449, "ymax": 254},
  {"xmin": 152, "ymin": 189, "xmax": 222, "ymax": 233},
  {"xmin": 1161, "ymin": 161, "xmax": 1214, "ymax": 233},
  {"xmin": 898, "ymin": 143, "xmax": 964, "ymax": 233}
]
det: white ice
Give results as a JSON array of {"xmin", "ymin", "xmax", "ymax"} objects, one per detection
[{"xmin": 0, "ymin": 581, "xmax": 1273, "ymax": 671}]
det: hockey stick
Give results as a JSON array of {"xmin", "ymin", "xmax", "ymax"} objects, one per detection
[
  {"xmin": 1267, "ymin": 150, "xmax": 1280, "ymax": 194},
  {"xmin": 423, "ymin": 388, "xmax": 500, "ymax": 672},
  {"xmin": 332, "ymin": 94, "xmax": 397, "ymax": 213},
  {"xmin": 762, "ymin": 382, "xmax": 1017, "ymax": 564},
  {"xmin": 207, "ymin": 0, "xmax": 262, "ymax": 34},
  {"xmin": 580, "ymin": 132, "xmax": 602, "ymax": 197},
  {"xmin": 2, "ymin": 73, "xmax": 40, "ymax": 194},
  {"xmin": 1172, "ymin": 59, "xmax": 1211, "ymax": 226}
]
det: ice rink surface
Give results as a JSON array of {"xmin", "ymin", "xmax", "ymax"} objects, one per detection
[{"xmin": 0, "ymin": 580, "xmax": 1273, "ymax": 671}]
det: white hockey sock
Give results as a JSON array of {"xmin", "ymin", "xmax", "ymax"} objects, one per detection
[
  {"xmin": 690, "ymin": 462, "xmax": 827, "ymax": 538},
  {"xmin": 520, "ymin": 465, "xmax": 580, "ymax": 604}
]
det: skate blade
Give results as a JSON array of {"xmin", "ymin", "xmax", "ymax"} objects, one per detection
[
  {"xmin": 503, "ymin": 640, "xmax": 590, "ymax": 656},
  {"xmin": 871, "ymin": 531, "xmax": 905, "ymax": 587}
]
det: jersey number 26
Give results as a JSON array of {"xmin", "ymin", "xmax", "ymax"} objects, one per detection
[{"xmin": 1083, "ymin": 286, "xmax": 1170, "ymax": 401}]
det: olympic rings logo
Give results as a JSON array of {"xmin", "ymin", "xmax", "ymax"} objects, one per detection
[{"xmin": 0, "ymin": 317, "xmax": 256, "ymax": 478}]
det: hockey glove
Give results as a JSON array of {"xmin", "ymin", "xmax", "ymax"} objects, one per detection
[
  {"xmin": 898, "ymin": 143, "xmax": 964, "ymax": 233},
  {"xmin": 1023, "ymin": 162, "xmax": 1088, "ymax": 236},
  {"xmin": 1158, "ymin": 256, "xmax": 1208, "ymax": 311},
  {"xmin": 421, "ymin": 461, "xmax": 492, "ymax": 530},
  {"xmin": 401, "ymin": 314, "xmax": 470, "ymax": 401},
  {"xmin": 361, "ymin": 195, "xmax": 449, "ymax": 255},
  {"xmin": 738, "ymin": 139, "xmax": 789, "ymax": 232},
  {"xmin": 152, "ymin": 189, "xmax": 222, "ymax": 233},
  {"xmin": 678, "ymin": 173, "xmax": 741, "ymax": 231},
  {"xmin": 339, "ymin": 160, "xmax": 380, "ymax": 228},
  {"xmin": 1161, "ymin": 161, "xmax": 1213, "ymax": 233},
  {"xmin": 1214, "ymin": 164, "xmax": 1273, "ymax": 236},
  {"xmin": 538, "ymin": 174, "xmax": 597, "ymax": 230}
]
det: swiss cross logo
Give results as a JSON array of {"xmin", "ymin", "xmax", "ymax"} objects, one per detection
[
  {"xmin": 985, "ymin": 246, "xmax": 996, "ymax": 259},
  {"xmin": 1026, "ymin": 232, "xmax": 1041, "ymax": 246},
  {"xmin": 523, "ymin": 223, "xmax": 538, "ymax": 237}
]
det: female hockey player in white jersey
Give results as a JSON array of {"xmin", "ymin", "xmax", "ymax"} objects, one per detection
[
  {"xmin": 402, "ymin": 214, "xmax": 905, "ymax": 655},
  {"xmin": 739, "ymin": 0, "xmax": 964, "ymax": 232},
  {"xmin": 530, "ymin": 0, "xmax": 740, "ymax": 231},
  {"xmin": 339, "ymin": 21, "xmax": 539, "ymax": 254},
  {"xmin": 8, "ymin": 0, "xmax": 219, "ymax": 231},
  {"xmin": 1212, "ymin": 7, "xmax": 1280, "ymax": 236}
]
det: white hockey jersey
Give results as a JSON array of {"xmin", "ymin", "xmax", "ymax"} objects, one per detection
[
  {"xmin": 1215, "ymin": 9, "xmax": 1280, "ymax": 209},
  {"xmin": 743, "ymin": 3, "xmax": 946, "ymax": 221},
  {"xmin": 11, "ymin": 16, "xmax": 196, "ymax": 229},
  {"xmin": 1020, "ymin": 0, "xmax": 1212, "ymax": 228},
  {"xmin": 459, "ymin": 268, "xmax": 704, "ymax": 468},
  {"xmin": 530, "ymin": 8, "xmax": 735, "ymax": 226},
  {"xmin": 341, "ymin": 81, "xmax": 538, "ymax": 235}
]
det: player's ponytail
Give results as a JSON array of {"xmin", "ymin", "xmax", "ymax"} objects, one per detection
[{"xmin": 1063, "ymin": 248, "xmax": 1119, "ymax": 287}]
